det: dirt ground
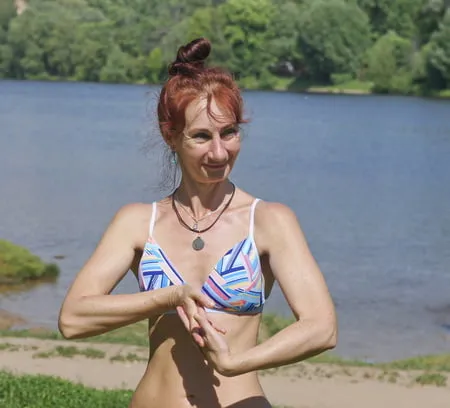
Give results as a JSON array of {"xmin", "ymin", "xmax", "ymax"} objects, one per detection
[{"xmin": 1, "ymin": 336, "xmax": 449, "ymax": 408}]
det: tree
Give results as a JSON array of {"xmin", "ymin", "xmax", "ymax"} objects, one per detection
[
  {"xmin": 416, "ymin": 0, "xmax": 448, "ymax": 44},
  {"xmin": 298, "ymin": 0, "xmax": 372, "ymax": 81},
  {"xmin": 100, "ymin": 45, "xmax": 129, "ymax": 82},
  {"xmin": 146, "ymin": 47, "xmax": 164, "ymax": 83},
  {"xmin": 217, "ymin": 0, "xmax": 278, "ymax": 79},
  {"xmin": 366, "ymin": 31, "xmax": 415, "ymax": 93},
  {"xmin": 0, "ymin": 0, "xmax": 16, "ymax": 32},
  {"xmin": 426, "ymin": 9, "xmax": 450, "ymax": 88},
  {"xmin": 358, "ymin": 0, "xmax": 423, "ymax": 39},
  {"xmin": 268, "ymin": 1, "xmax": 304, "ymax": 74}
]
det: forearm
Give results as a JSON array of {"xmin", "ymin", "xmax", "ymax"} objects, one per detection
[
  {"xmin": 228, "ymin": 318, "xmax": 337, "ymax": 376},
  {"xmin": 58, "ymin": 287, "xmax": 177, "ymax": 339}
]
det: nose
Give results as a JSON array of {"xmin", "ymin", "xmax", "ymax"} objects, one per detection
[{"xmin": 208, "ymin": 136, "xmax": 228, "ymax": 162}]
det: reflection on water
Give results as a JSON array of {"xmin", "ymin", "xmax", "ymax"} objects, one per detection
[
  {"xmin": 0, "ymin": 279, "xmax": 58, "ymax": 297},
  {"xmin": 1, "ymin": 81, "xmax": 450, "ymax": 361}
]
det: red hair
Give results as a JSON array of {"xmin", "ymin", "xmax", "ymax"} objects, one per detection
[{"xmin": 157, "ymin": 38, "xmax": 246, "ymax": 143}]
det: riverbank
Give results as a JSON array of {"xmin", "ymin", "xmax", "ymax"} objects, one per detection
[
  {"xmin": 4, "ymin": 77, "xmax": 450, "ymax": 99},
  {"xmin": 1, "ymin": 309, "xmax": 450, "ymax": 406},
  {"xmin": 1, "ymin": 335, "xmax": 449, "ymax": 408}
]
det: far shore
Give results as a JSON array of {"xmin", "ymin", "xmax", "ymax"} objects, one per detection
[{"xmin": 2, "ymin": 77, "xmax": 450, "ymax": 99}]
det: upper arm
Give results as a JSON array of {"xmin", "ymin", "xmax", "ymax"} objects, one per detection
[
  {"xmin": 63, "ymin": 203, "xmax": 149, "ymax": 302},
  {"xmin": 257, "ymin": 202, "xmax": 336, "ymax": 324}
]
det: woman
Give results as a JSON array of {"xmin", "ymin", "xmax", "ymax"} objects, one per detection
[{"xmin": 59, "ymin": 38, "xmax": 337, "ymax": 408}]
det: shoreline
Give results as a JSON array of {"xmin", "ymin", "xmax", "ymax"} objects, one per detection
[
  {"xmin": 1, "ymin": 336, "xmax": 449, "ymax": 408},
  {"xmin": 2, "ymin": 77, "xmax": 450, "ymax": 99},
  {"xmin": 1, "ymin": 308, "xmax": 449, "ymax": 369}
]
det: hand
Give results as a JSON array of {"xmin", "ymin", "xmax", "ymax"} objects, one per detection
[
  {"xmin": 191, "ymin": 309, "xmax": 236, "ymax": 376},
  {"xmin": 174, "ymin": 285, "xmax": 226, "ymax": 346}
]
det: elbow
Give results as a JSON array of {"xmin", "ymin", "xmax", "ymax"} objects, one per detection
[
  {"xmin": 305, "ymin": 314, "xmax": 337, "ymax": 353},
  {"xmin": 58, "ymin": 313, "xmax": 78, "ymax": 340},
  {"xmin": 319, "ymin": 317, "xmax": 338, "ymax": 351},
  {"xmin": 58, "ymin": 305, "xmax": 86, "ymax": 340}
]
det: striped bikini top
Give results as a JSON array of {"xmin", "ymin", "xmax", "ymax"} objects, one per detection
[{"xmin": 138, "ymin": 199, "xmax": 265, "ymax": 314}]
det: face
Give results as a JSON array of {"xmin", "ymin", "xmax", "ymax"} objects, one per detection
[{"xmin": 174, "ymin": 96, "xmax": 241, "ymax": 183}]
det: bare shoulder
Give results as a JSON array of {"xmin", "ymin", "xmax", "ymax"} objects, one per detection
[
  {"xmin": 255, "ymin": 201, "xmax": 300, "ymax": 233},
  {"xmin": 114, "ymin": 202, "xmax": 152, "ymax": 223},
  {"xmin": 109, "ymin": 202, "xmax": 152, "ymax": 249},
  {"xmin": 254, "ymin": 201, "xmax": 304, "ymax": 252}
]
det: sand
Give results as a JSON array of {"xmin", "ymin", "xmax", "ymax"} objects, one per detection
[{"xmin": 1, "ymin": 336, "xmax": 449, "ymax": 408}]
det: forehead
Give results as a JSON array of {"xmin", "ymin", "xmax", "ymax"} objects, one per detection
[{"xmin": 184, "ymin": 96, "xmax": 234, "ymax": 131}]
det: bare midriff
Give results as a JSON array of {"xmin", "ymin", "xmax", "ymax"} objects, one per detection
[{"xmin": 129, "ymin": 312, "xmax": 272, "ymax": 408}]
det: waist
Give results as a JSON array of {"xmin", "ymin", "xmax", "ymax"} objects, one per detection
[{"xmin": 132, "ymin": 366, "xmax": 266, "ymax": 408}]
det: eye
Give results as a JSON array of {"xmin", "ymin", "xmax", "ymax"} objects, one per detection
[
  {"xmin": 221, "ymin": 126, "xmax": 239, "ymax": 139},
  {"xmin": 192, "ymin": 132, "xmax": 210, "ymax": 140}
]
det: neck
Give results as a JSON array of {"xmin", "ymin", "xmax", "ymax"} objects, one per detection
[{"xmin": 175, "ymin": 178, "xmax": 234, "ymax": 219}]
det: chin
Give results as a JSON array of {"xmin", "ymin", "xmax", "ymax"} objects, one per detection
[
  {"xmin": 200, "ymin": 170, "xmax": 230, "ymax": 183},
  {"xmin": 199, "ymin": 166, "xmax": 231, "ymax": 182}
]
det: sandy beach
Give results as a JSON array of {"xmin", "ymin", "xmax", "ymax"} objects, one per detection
[{"xmin": 1, "ymin": 335, "xmax": 449, "ymax": 408}]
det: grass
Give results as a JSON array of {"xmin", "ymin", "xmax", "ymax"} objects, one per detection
[
  {"xmin": 0, "ymin": 239, "xmax": 60, "ymax": 285},
  {"xmin": 0, "ymin": 320, "xmax": 150, "ymax": 346},
  {"xmin": 271, "ymin": 77, "xmax": 373, "ymax": 95},
  {"xmin": 33, "ymin": 346, "xmax": 106, "ymax": 359},
  {"xmin": 0, "ymin": 371, "xmax": 132, "ymax": 408},
  {"xmin": 110, "ymin": 352, "xmax": 147, "ymax": 363},
  {"xmin": 1, "ymin": 314, "xmax": 450, "ymax": 373},
  {"xmin": 0, "ymin": 371, "xmax": 291, "ymax": 408},
  {"xmin": 415, "ymin": 372, "xmax": 447, "ymax": 387},
  {"xmin": 381, "ymin": 354, "xmax": 450, "ymax": 372}
]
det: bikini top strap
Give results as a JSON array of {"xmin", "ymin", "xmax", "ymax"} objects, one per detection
[
  {"xmin": 249, "ymin": 198, "xmax": 260, "ymax": 238},
  {"xmin": 149, "ymin": 202, "xmax": 157, "ymax": 237}
]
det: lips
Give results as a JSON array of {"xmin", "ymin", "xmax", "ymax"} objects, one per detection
[{"xmin": 204, "ymin": 163, "xmax": 227, "ymax": 170}]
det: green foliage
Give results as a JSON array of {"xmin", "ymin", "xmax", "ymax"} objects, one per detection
[
  {"xmin": 416, "ymin": 0, "xmax": 448, "ymax": 44},
  {"xmin": 0, "ymin": 240, "xmax": 59, "ymax": 284},
  {"xmin": 298, "ymin": 0, "xmax": 372, "ymax": 81},
  {"xmin": 0, "ymin": 371, "xmax": 288, "ymax": 407},
  {"xmin": 100, "ymin": 45, "xmax": 130, "ymax": 83},
  {"xmin": 261, "ymin": 313, "xmax": 294, "ymax": 337},
  {"xmin": 358, "ymin": 0, "xmax": 423, "ymax": 39},
  {"xmin": 415, "ymin": 372, "xmax": 447, "ymax": 387},
  {"xmin": 386, "ymin": 353, "xmax": 450, "ymax": 372},
  {"xmin": 0, "ymin": 0, "xmax": 448, "ymax": 95},
  {"xmin": 0, "ymin": 371, "xmax": 133, "ymax": 408},
  {"xmin": 218, "ymin": 0, "xmax": 278, "ymax": 78},
  {"xmin": 427, "ymin": 9, "xmax": 450, "ymax": 88},
  {"xmin": 366, "ymin": 31, "xmax": 416, "ymax": 93},
  {"xmin": 0, "ymin": 0, "xmax": 16, "ymax": 31}
]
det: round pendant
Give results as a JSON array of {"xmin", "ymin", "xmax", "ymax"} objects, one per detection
[{"xmin": 192, "ymin": 236, "xmax": 205, "ymax": 251}]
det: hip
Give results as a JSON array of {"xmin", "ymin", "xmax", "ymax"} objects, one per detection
[{"xmin": 130, "ymin": 369, "xmax": 270, "ymax": 408}]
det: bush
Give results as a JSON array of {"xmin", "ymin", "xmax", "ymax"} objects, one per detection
[
  {"xmin": 331, "ymin": 73, "xmax": 354, "ymax": 85},
  {"xmin": 366, "ymin": 31, "xmax": 415, "ymax": 93},
  {"xmin": 0, "ymin": 240, "xmax": 60, "ymax": 284}
]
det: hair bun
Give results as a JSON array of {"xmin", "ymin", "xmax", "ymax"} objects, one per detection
[{"xmin": 168, "ymin": 38, "xmax": 211, "ymax": 76}]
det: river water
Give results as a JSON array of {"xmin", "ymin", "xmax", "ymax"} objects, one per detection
[{"xmin": 1, "ymin": 80, "xmax": 449, "ymax": 362}]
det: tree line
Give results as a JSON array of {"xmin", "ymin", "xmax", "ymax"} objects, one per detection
[{"xmin": 0, "ymin": 0, "xmax": 449, "ymax": 96}]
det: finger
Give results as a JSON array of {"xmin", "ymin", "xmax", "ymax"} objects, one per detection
[
  {"xmin": 198, "ymin": 307, "xmax": 227, "ymax": 334},
  {"xmin": 176, "ymin": 306, "xmax": 190, "ymax": 331},
  {"xmin": 211, "ymin": 323, "xmax": 227, "ymax": 335},
  {"xmin": 192, "ymin": 328, "xmax": 205, "ymax": 347},
  {"xmin": 185, "ymin": 300, "xmax": 200, "ymax": 331},
  {"xmin": 194, "ymin": 313, "xmax": 215, "ymax": 335},
  {"xmin": 192, "ymin": 292, "xmax": 215, "ymax": 309}
]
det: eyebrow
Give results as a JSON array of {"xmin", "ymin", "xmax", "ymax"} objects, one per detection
[{"xmin": 187, "ymin": 123, "xmax": 237, "ymax": 135}]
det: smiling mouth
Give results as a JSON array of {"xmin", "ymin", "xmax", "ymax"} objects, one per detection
[{"xmin": 204, "ymin": 163, "xmax": 227, "ymax": 169}]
